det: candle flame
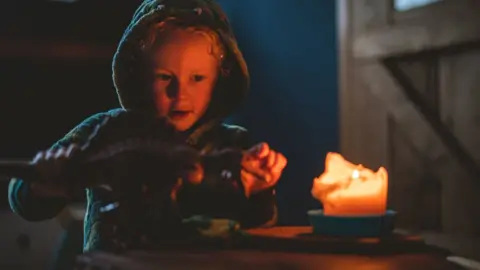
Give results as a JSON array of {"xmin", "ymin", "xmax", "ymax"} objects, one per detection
[{"xmin": 352, "ymin": 169, "xmax": 360, "ymax": 179}]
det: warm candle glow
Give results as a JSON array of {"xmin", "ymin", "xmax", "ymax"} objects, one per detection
[{"xmin": 311, "ymin": 152, "xmax": 388, "ymax": 216}]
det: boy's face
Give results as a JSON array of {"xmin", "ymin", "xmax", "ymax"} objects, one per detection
[{"xmin": 150, "ymin": 29, "xmax": 219, "ymax": 131}]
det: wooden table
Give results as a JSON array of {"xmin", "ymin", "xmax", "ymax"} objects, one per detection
[{"xmin": 75, "ymin": 227, "xmax": 468, "ymax": 270}]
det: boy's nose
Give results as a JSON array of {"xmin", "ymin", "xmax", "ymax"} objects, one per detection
[
  {"xmin": 175, "ymin": 85, "xmax": 190, "ymax": 100},
  {"xmin": 167, "ymin": 81, "xmax": 189, "ymax": 100}
]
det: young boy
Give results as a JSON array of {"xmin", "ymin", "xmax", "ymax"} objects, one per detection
[{"xmin": 8, "ymin": 0, "xmax": 287, "ymax": 252}]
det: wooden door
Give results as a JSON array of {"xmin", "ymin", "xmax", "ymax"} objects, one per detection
[{"xmin": 338, "ymin": 0, "xmax": 480, "ymax": 237}]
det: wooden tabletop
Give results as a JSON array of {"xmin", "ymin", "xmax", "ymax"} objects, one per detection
[{"xmin": 76, "ymin": 226, "xmax": 468, "ymax": 270}]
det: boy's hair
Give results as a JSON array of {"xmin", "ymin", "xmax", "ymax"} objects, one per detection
[{"xmin": 141, "ymin": 17, "xmax": 229, "ymax": 76}]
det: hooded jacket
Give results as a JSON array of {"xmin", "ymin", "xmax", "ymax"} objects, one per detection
[{"xmin": 8, "ymin": 0, "xmax": 277, "ymax": 252}]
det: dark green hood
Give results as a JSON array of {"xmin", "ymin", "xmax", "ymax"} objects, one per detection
[{"xmin": 112, "ymin": 0, "xmax": 249, "ymax": 121}]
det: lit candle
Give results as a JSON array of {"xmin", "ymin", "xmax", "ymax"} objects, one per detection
[{"xmin": 311, "ymin": 152, "xmax": 388, "ymax": 216}]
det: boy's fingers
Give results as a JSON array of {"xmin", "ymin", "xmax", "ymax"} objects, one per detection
[
  {"xmin": 241, "ymin": 164, "xmax": 270, "ymax": 182},
  {"xmin": 267, "ymin": 173, "xmax": 281, "ymax": 186},
  {"xmin": 249, "ymin": 142, "xmax": 269, "ymax": 158},
  {"xmin": 258, "ymin": 143, "xmax": 270, "ymax": 158},
  {"xmin": 272, "ymin": 153, "xmax": 287, "ymax": 173},
  {"xmin": 265, "ymin": 151, "xmax": 276, "ymax": 168}
]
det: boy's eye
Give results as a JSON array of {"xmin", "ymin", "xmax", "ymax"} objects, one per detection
[
  {"xmin": 155, "ymin": 73, "xmax": 172, "ymax": 81},
  {"xmin": 192, "ymin": 75, "xmax": 205, "ymax": 82}
]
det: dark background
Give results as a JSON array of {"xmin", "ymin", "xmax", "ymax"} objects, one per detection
[{"xmin": 0, "ymin": 0, "xmax": 338, "ymax": 226}]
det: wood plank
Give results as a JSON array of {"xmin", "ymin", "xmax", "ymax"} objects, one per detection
[
  {"xmin": 439, "ymin": 51, "xmax": 480, "ymax": 164},
  {"xmin": 351, "ymin": 0, "xmax": 392, "ymax": 35},
  {"xmin": 361, "ymin": 62, "xmax": 476, "ymax": 234},
  {"xmin": 388, "ymin": 116, "xmax": 442, "ymax": 231},
  {"xmin": 422, "ymin": 232, "xmax": 480, "ymax": 262},
  {"xmin": 74, "ymin": 225, "xmax": 463, "ymax": 269},
  {"xmin": 338, "ymin": 0, "xmax": 389, "ymax": 167},
  {"xmin": 447, "ymin": 256, "xmax": 480, "ymax": 270},
  {"xmin": 75, "ymin": 226, "xmax": 465, "ymax": 270},
  {"xmin": 77, "ymin": 250, "xmax": 466, "ymax": 270}
]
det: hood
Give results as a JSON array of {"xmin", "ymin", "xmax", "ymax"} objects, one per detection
[{"xmin": 112, "ymin": 0, "xmax": 249, "ymax": 122}]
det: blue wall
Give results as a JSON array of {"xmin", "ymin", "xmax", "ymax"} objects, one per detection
[{"xmin": 220, "ymin": 0, "xmax": 339, "ymax": 225}]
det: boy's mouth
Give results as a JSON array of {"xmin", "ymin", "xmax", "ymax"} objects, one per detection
[{"xmin": 169, "ymin": 110, "xmax": 192, "ymax": 120}]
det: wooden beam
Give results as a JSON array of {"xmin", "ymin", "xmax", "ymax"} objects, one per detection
[
  {"xmin": 337, "ymin": 0, "xmax": 355, "ymax": 156},
  {"xmin": 353, "ymin": 12, "xmax": 480, "ymax": 59},
  {"xmin": 0, "ymin": 39, "xmax": 115, "ymax": 59},
  {"xmin": 383, "ymin": 57, "xmax": 480, "ymax": 179}
]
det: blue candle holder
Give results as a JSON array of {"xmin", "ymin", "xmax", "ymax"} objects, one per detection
[{"xmin": 307, "ymin": 209, "xmax": 397, "ymax": 237}]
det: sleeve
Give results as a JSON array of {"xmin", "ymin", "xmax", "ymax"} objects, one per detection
[
  {"xmin": 177, "ymin": 125, "xmax": 278, "ymax": 229},
  {"xmin": 8, "ymin": 109, "xmax": 123, "ymax": 221}
]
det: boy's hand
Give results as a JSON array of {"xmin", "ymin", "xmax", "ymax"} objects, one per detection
[{"xmin": 240, "ymin": 143, "xmax": 287, "ymax": 197}]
